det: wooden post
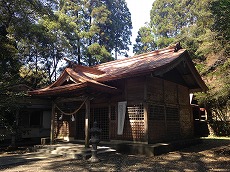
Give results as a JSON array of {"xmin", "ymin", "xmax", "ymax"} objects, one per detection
[
  {"xmin": 85, "ymin": 99, "xmax": 90, "ymax": 148},
  {"xmin": 144, "ymin": 102, "xmax": 148, "ymax": 143},
  {"xmin": 144, "ymin": 77, "xmax": 148, "ymax": 143},
  {"xmin": 50, "ymin": 102, "xmax": 56, "ymax": 145},
  {"xmin": 108, "ymin": 104, "xmax": 111, "ymax": 140}
]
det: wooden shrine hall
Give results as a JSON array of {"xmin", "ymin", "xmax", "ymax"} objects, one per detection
[{"xmin": 28, "ymin": 45, "xmax": 207, "ymax": 147}]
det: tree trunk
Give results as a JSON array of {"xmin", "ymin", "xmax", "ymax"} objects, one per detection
[{"xmin": 77, "ymin": 37, "xmax": 81, "ymax": 65}]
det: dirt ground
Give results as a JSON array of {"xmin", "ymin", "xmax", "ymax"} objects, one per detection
[{"xmin": 0, "ymin": 137, "xmax": 229, "ymax": 172}]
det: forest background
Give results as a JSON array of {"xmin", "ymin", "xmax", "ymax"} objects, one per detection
[{"xmin": 0, "ymin": 0, "xmax": 229, "ymax": 138}]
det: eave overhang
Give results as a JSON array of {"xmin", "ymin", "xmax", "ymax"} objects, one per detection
[
  {"xmin": 152, "ymin": 50, "xmax": 208, "ymax": 92},
  {"xmin": 28, "ymin": 78, "xmax": 119, "ymax": 97}
]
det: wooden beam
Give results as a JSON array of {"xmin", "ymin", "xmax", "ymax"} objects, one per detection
[
  {"xmin": 85, "ymin": 99, "xmax": 90, "ymax": 148},
  {"xmin": 55, "ymin": 96, "xmax": 86, "ymax": 103},
  {"xmin": 50, "ymin": 102, "xmax": 56, "ymax": 145}
]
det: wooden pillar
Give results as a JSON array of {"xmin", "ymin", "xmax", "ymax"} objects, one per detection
[
  {"xmin": 144, "ymin": 77, "xmax": 148, "ymax": 143},
  {"xmin": 85, "ymin": 99, "xmax": 90, "ymax": 148},
  {"xmin": 144, "ymin": 102, "xmax": 148, "ymax": 143},
  {"xmin": 108, "ymin": 104, "xmax": 111, "ymax": 140},
  {"xmin": 50, "ymin": 102, "xmax": 56, "ymax": 145}
]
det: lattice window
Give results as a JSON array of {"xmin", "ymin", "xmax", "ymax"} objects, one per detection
[
  {"xmin": 166, "ymin": 106, "xmax": 180, "ymax": 138},
  {"xmin": 110, "ymin": 106, "xmax": 116, "ymax": 121},
  {"xmin": 149, "ymin": 105, "xmax": 165, "ymax": 120},
  {"xmin": 166, "ymin": 107, "xmax": 179, "ymax": 121},
  {"xmin": 91, "ymin": 107, "xmax": 109, "ymax": 140},
  {"xmin": 148, "ymin": 104, "xmax": 180, "ymax": 140},
  {"xmin": 127, "ymin": 104, "xmax": 144, "ymax": 120},
  {"xmin": 75, "ymin": 109, "xmax": 85, "ymax": 140},
  {"xmin": 123, "ymin": 104, "xmax": 145, "ymax": 141}
]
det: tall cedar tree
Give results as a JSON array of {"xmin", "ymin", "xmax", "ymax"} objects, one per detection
[
  {"xmin": 133, "ymin": 25, "xmax": 156, "ymax": 55},
  {"xmin": 150, "ymin": 0, "xmax": 197, "ymax": 48},
  {"xmin": 56, "ymin": 0, "xmax": 132, "ymax": 64},
  {"xmin": 105, "ymin": 0, "xmax": 132, "ymax": 59}
]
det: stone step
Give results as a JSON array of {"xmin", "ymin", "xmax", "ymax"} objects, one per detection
[{"xmin": 35, "ymin": 144, "xmax": 116, "ymax": 160}]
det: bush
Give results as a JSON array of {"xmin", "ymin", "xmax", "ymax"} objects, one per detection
[{"xmin": 209, "ymin": 121, "xmax": 230, "ymax": 136}]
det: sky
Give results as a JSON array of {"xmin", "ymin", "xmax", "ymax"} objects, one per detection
[{"xmin": 125, "ymin": 0, "xmax": 155, "ymax": 56}]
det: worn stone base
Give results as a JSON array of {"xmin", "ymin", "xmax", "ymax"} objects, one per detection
[
  {"xmin": 34, "ymin": 143, "xmax": 116, "ymax": 160},
  {"xmin": 114, "ymin": 138, "xmax": 202, "ymax": 156}
]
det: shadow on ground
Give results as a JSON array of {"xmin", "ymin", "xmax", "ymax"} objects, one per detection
[
  {"xmin": 39, "ymin": 138, "xmax": 230, "ymax": 171},
  {"xmin": 0, "ymin": 137, "xmax": 229, "ymax": 172}
]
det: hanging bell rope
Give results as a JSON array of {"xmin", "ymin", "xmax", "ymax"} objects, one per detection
[{"xmin": 53, "ymin": 97, "xmax": 88, "ymax": 116}]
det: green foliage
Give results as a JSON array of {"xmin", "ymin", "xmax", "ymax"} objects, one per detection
[
  {"xmin": 19, "ymin": 66, "xmax": 49, "ymax": 88},
  {"xmin": 145, "ymin": 0, "xmax": 230, "ymax": 135},
  {"xmin": 195, "ymin": 63, "xmax": 207, "ymax": 74},
  {"xmin": 87, "ymin": 43, "xmax": 112, "ymax": 64},
  {"xmin": 0, "ymin": 0, "xmax": 133, "ymax": 83},
  {"xmin": 0, "ymin": 0, "xmax": 133, "ymax": 142},
  {"xmin": 0, "ymin": 34, "xmax": 20, "ymax": 83},
  {"xmin": 133, "ymin": 25, "xmax": 157, "ymax": 54},
  {"xmin": 194, "ymin": 1, "xmax": 229, "ymax": 132},
  {"xmin": 150, "ymin": 0, "xmax": 197, "ymax": 48},
  {"xmin": 0, "ymin": 89, "xmax": 27, "ymax": 142},
  {"xmin": 105, "ymin": 0, "xmax": 132, "ymax": 58},
  {"xmin": 209, "ymin": 121, "xmax": 230, "ymax": 136},
  {"xmin": 52, "ymin": 0, "xmax": 132, "ymax": 65},
  {"xmin": 211, "ymin": 0, "xmax": 230, "ymax": 42},
  {"xmin": 211, "ymin": 0, "xmax": 230, "ymax": 56},
  {"xmin": 0, "ymin": 0, "xmax": 55, "ymax": 142},
  {"xmin": 195, "ymin": 56, "xmax": 230, "ymax": 136}
]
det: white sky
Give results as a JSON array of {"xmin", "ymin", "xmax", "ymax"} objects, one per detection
[{"xmin": 125, "ymin": 0, "xmax": 155, "ymax": 56}]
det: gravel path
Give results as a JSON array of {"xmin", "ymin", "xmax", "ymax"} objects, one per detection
[{"xmin": 0, "ymin": 138, "xmax": 229, "ymax": 172}]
